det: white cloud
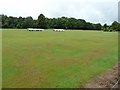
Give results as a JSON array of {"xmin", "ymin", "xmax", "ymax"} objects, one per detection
[{"xmin": 0, "ymin": 0, "xmax": 119, "ymax": 24}]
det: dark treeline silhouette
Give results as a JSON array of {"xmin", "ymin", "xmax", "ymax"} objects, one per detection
[{"xmin": 1, "ymin": 14, "xmax": 120, "ymax": 31}]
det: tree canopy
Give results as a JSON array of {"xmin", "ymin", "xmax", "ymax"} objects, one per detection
[{"xmin": 1, "ymin": 14, "xmax": 120, "ymax": 31}]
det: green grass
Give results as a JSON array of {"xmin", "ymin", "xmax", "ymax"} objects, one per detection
[
  {"xmin": 0, "ymin": 29, "xmax": 2, "ymax": 89},
  {"xmin": 2, "ymin": 29, "xmax": 118, "ymax": 88}
]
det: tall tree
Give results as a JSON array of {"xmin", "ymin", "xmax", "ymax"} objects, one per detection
[
  {"xmin": 111, "ymin": 21, "xmax": 120, "ymax": 31},
  {"xmin": 22, "ymin": 16, "xmax": 34, "ymax": 28},
  {"xmin": 37, "ymin": 14, "xmax": 46, "ymax": 29},
  {"xmin": 93, "ymin": 23, "xmax": 102, "ymax": 30}
]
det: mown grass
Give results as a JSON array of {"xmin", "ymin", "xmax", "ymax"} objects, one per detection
[
  {"xmin": 2, "ymin": 29, "xmax": 118, "ymax": 88},
  {"xmin": 0, "ymin": 29, "xmax": 2, "ymax": 89}
]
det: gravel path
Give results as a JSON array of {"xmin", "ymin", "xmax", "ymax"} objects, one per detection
[{"xmin": 82, "ymin": 62, "xmax": 120, "ymax": 88}]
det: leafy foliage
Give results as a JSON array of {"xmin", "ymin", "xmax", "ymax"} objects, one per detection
[{"xmin": 1, "ymin": 14, "xmax": 120, "ymax": 31}]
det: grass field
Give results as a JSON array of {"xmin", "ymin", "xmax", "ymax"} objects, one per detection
[
  {"xmin": 0, "ymin": 29, "xmax": 2, "ymax": 89},
  {"xmin": 2, "ymin": 29, "xmax": 118, "ymax": 88}
]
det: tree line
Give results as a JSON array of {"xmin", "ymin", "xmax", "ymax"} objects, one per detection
[{"xmin": 1, "ymin": 14, "xmax": 120, "ymax": 31}]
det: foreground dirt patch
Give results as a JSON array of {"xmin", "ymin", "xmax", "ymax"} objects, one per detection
[{"xmin": 82, "ymin": 62, "xmax": 120, "ymax": 88}]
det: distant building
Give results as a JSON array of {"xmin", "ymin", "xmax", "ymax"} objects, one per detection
[{"xmin": 118, "ymin": 1, "xmax": 120, "ymax": 22}]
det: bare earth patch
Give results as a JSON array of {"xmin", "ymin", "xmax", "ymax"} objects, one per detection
[{"xmin": 82, "ymin": 62, "xmax": 119, "ymax": 88}]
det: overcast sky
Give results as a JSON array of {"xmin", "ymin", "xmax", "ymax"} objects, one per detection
[{"xmin": 0, "ymin": 0, "xmax": 119, "ymax": 25}]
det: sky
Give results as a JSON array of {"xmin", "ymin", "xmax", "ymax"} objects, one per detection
[{"xmin": 0, "ymin": 0, "xmax": 119, "ymax": 25}]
